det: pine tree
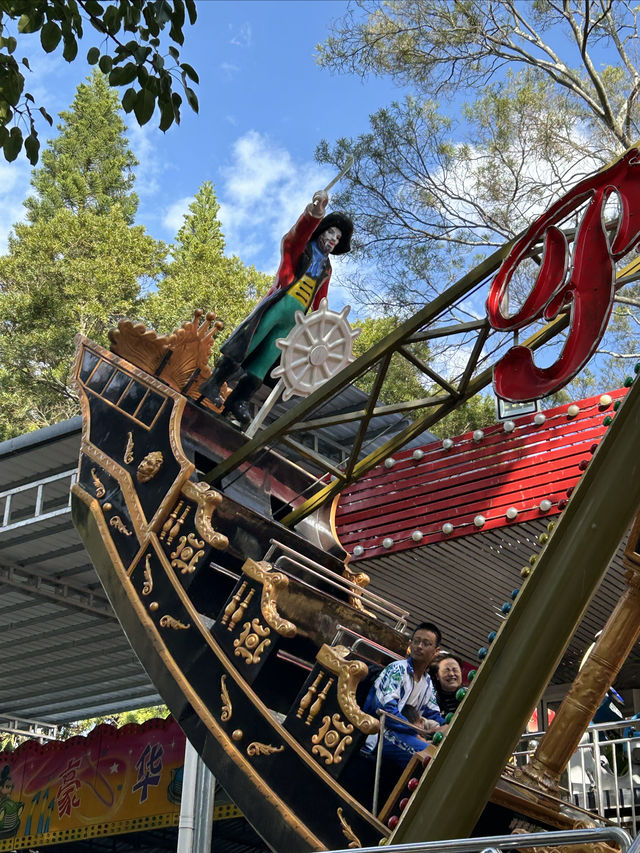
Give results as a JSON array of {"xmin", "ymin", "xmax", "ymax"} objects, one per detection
[
  {"xmin": 144, "ymin": 181, "xmax": 271, "ymax": 346},
  {"xmin": 0, "ymin": 76, "xmax": 164, "ymax": 440},
  {"xmin": 24, "ymin": 70, "xmax": 138, "ymax": 224}
]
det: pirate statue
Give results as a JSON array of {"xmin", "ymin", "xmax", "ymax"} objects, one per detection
[{"xmin": 198, "ymin": 189, "xmax": 353, "ymax": 427}]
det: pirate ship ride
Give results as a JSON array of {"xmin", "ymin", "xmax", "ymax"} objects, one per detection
[{"xmin": 71, "ymin": 149, "xmax": 640, "ymax": 851}]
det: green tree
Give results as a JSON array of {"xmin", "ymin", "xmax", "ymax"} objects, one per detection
[
  {"xmin": 26, "ymin": 70, "xmax": 138, "ymax": 223},
  {"xmin": 0, "ymin": 0, "xmax": 198, "ymax": 164},
  {"xmin": 0, "ymin": 74, "xmax": 164, "ymax": 439},
  {"xmin": 0, "ymin": 207, "xmax": 164, "ymax": 437},
  {"xmin": 317, "ymin": 1, "xmax": 640, "ymax": 391},
  {"xmin": 144, "ymin": 181, "xmax": 271, "ymax": 346}
]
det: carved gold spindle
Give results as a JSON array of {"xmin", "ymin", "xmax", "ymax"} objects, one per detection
[
  {"xmin": 297, "ymin": 673, "xmax": 323, "ymax": 720},
  {"xmin": 228, "ymin": 588, "xmax": 255, "ymax": 632},
  {"xmin": 222, "ymin": 582, "xmax": 246, "ymax": 627},
  {"xmin": 307, "ymin": 677, "xmax": 333, "ymax": 727},
  {"xmin": 160, "ymin": 501, "xmax": 183, "ymax": 542},
  {"xmin": 166, "ymin": 504, "xmax": 190, "ymax": 546}
]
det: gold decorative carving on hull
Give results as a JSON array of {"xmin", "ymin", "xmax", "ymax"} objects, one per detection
[
  {"xmin": 231, "ymin": 729, "xmax": 243, "ymax": 742},
  {"xmin": 241, "ymin": 558, "xmax": 296, "ymax": 637},
  {"xmin": 108, "ymin": 310, "xmax": 224, "ymax": 394},
  {"xmin": 246, "ymin": 742, "xmax": 284, "ymax": 757},
  {"xmin": 124, "ymin": 432, "xmax": 135, "ymax": 465},
  {"xmin": 337, "ymin": 808, "xmax": 361, "ymax": 849},
  {"xmin": 234, "ymin": 618, "xmax": 271, "ymax": 665},
  {"xmin": 137, "ymin": 451, "xmax": 164, "ymax": 483},
  {"xmin": 181, "ymin": 480, "xmax": 228, "ymax": 550},
  {"xmin": 149, "ymin": 601, "xmax": 159, "ymax": 611},
  {"xmin": 160, "ymin": 501, "xmax": 190, "ymax": 545},
  {"xmin": 170, "ymin": 532, "xmax": 205, "ymax": 574},
  {"xmin": 103, "ymin": 502, "xmax": 112, "ymax": 511},
  {"xmin": 343, "ymin": 567, "xmax": 375, "ymax": 615},
  {"xmin": 220, "ymin": 675, "xmax": 232, "ymax": 722},
  {"xmin": 90, "ymin": 468, "xmax": 106, "ymax": 498},
  {"xmin": 228, "ymin": 587, "xmax": 255, "ymax": 632},
  {"xmin": 142, "ymin": 554, "xmax": 153, "ymax": 595},
  {"xmin": 159, "ymin": 614, "xmax": 191, "ymax": 631},
  {"xmin": 222, "ymin": 582, "xmax": 247, "ymax": 627},
  {"xmin": 312, "ymin": 713, "xmax": 354, "ymax": 765},
  {"xmin": 109, "ymin": 515, "xmax": 133, "ymax": 536},
  {"xmin": 306, "ymin": 677, "xmax": 333, "ymax": 727},
  {"xmin": 297, "ymin": 673, "xmax": 323, "ymax": 720},
  {"xmin": 316, "ymin": 645, "xmax": 379, "ymax": 734}
]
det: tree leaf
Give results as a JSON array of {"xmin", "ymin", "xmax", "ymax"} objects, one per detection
[
  {"xmin": 62, "ymin": 34, "xmax": 78, "ymax": 61},
  {"xmin": 40, "ymin": 21, "xmax": 62, "ymax": 53},
  {"xmin": 180, "ymin": 62, "xmax": 198, "ymax": 83},
  {"xmin": 185, "ymin": 0, "xmax": 197, "ymax": 25},
  {"xmin": 98, "ymin": 54, "xmax": 113, "ymax": 73},
  {"xmin": 184, "ymin": 86, "xmax": 198, "ymax": 113},
  {"xmin": 38, "ymin": 105, "xmax": 54, "ymax": 125},
  {"xmin": 87, "ymin": 46, "xmax": 100, "ymax": 65},
  {"xmin": 121, "ymin": 87, "xmax": 137, "ymax": 113},
  {"xmin": 158, "ymin": 97, "xmax": 174, "ymax": 132},
  {"xmin": 133, "ymin": 87, "xmax": 155, "ymax": 125},
  {"xmin": 24, "ymin": 132, "xmax": 40, "ymax": 165},
  {"xmin": 3, "ymin": 126, "xmax": 22, "ymax": 162}
]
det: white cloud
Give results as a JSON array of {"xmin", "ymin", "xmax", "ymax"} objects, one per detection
[
  {"xmin": 220, "ymin": 62, "xmax": 240, "ymax": 78},
  {"xmin": 162, "ymin": 196, "xmax": 193, "ymax": 234},
  {"xmin": 217, "ymin": 130, "xmax": 334, "ymax": 272},
  {"xmin": 229, "ymin": 23, "xmax": 252, "ymax": 47}
]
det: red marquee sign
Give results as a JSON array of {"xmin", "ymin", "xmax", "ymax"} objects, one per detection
[{"xmin": 487, "ymin": 148, "xmax": 640, "ymax": 400}]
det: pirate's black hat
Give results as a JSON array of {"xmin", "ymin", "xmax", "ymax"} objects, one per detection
[{"xmin": 311, "ymin": 212, "xmax": 353, "ymax": 255}]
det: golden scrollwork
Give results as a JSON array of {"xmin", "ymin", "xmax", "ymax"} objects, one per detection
[
  {"xmin": 170, "ymin": 532, "xmax": 205, "ymax": 574},
  {"xmin": 181, "ymin": 480, "xmax": 228, "ymax": 551},
  {"xmin": 124, "ymin": 431, "xmax": 135, "ymax": 465},
  {"xmin": 159, "ymin": 614, "xmax": 191, "ymax": 630},
  {"xmin": 312, "ymin": 713, "xmax": 354, "ymax": 765},
  {"xmin": 343, "ymin": 567, "xmax": 375, "ymax": 615},
  {"xmin": 109, "ymin": 515, "xmax": 133, "ymax": 536},
  {"xmin": 90, "ymin": 467, "xmax": 106, "ymax": 498},
  {"xmin": 220, "ymin": 675, "xmax": 232, "ymax": 722},
  {"xmin": 137, "ymin": 451, "xmax": 164, "ymax": 483},
  {"xmin": 142, "ymin": 554, "xmax": 153, "ymax": 595},
  {"xmin": 316, "ymin": 645, "xmax": 379, "ymax": 734},
  {"xmin": 234, "ymin": 618, "xmax": 271, "ymax": 665},
  {"xmin": 241, "ymin": 558, "xmax": 297, "ymax": 638},
  {"xmin": 336, "ymin": 807, "xmax": 361, "ymax": 849},
  {"xmin": 246, "ymin": 742, "xmax": 284, "ymax": 757}
]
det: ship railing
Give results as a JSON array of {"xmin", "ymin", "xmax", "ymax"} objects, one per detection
[
  {"xmin": 265, "ymin": 538, "xmax": 410, "ymax": 629},
  {"xmin": 513, "ymin": 717, "xmax": 640, "ymax": 832},
  {"xmin": 326, "ymin": 827, "xmax": 633, "ymax": 853}
]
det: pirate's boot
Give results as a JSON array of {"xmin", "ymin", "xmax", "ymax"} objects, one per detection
[
  {"xmin": 224, "ymin": 373, "xmax": 262, "ymax": 428},
  {"xmin": 197, "ymin": 355, "xmax": 237, "ymax": 407}
]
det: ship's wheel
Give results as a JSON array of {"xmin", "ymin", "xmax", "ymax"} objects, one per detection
[{"xmin": 271, "ymin": 299, "xmax": 361, "ymax": 401}]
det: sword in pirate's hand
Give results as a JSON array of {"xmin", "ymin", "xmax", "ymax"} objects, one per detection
[{"xmin": 323, "ymin": 155, "xmax": 354, "ymax": 193}]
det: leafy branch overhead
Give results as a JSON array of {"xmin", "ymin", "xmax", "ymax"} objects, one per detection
[{"xmin": 0, "ymin": 0, "xmax": 199, "ymax": 164}]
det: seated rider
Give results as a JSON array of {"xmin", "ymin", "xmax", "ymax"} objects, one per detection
[
  {"xmin": 363, "ymin": 621, "xmax": 448, "ymax": 766},
  {"xmin": 431, "ymin": 653, "xmax": 464, "ymax": 717},
  {"xmin": 198, "ymin": 189, "xmax": 353, "ymax": 426}
]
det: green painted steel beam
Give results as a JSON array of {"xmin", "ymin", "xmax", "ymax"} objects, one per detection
[{"xmin": 390, "ymin": 372, "xmax": 640, "ymax": 843}]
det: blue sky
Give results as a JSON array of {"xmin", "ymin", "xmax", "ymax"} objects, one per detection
[{"xmin": 0, "ymin": 1, "xmax": 403, "ymax": 305}]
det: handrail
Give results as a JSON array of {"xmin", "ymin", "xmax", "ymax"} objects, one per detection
[{"xmin": 327, "ymin": 827, "xmax": 632, "ymax": 853}]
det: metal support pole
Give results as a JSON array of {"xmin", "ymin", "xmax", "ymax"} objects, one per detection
[
  {"xmin": 177, "ymin": 740, "xmax": 215, "ymax": 853},
  {"xmin": 391, "ymin": 374, "xmax": 640, "ymax": 843}
]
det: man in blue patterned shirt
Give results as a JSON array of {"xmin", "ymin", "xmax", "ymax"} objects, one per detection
[{"xmin": 364, "ymin": 622, "xmax": 448, "ymax": 764}]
